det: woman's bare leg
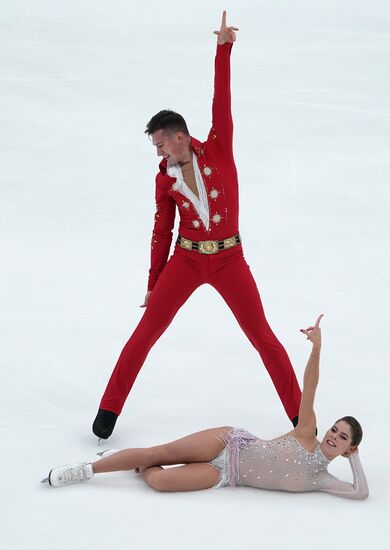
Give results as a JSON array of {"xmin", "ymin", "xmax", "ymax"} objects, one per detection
[
  {"xmin": 141, "ymin": 463, "xmax": 220, "ymax": 492},
  {"xmin": 92, "ymin": 426, "xmax": 232, "ymax": 474}
]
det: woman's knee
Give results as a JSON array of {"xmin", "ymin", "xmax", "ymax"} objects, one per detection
[{"xmin": 146, "ymin": 470, "xmax": 170, "ymax": 492}]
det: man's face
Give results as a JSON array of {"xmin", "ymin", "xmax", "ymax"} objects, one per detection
[{"xmin": 151, "ymin": 129, "xmax": 188, "ymax": 166}]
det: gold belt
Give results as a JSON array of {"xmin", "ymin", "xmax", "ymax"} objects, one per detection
[{"xmin": 176, "ymin": 234, "xmax": 241, "ymax": 255}]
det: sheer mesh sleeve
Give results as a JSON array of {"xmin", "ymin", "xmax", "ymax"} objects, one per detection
[{"xmin": 317, "ymin": 454, "xmax": 369, "ymax": 500}]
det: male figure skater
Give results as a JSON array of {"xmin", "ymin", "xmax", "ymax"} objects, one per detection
[{"xmin": 93, "ymin": 12, "xmax": 302, "ymax": 439}]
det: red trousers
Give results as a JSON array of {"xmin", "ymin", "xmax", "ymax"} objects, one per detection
[{"xmin": 100, "ymin": 244, "xmax": 302, "ymax": 419}]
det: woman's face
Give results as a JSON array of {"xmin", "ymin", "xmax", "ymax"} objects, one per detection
[{"xmin": 320, "ymin": 420, "xmax": 356, "ymax": 460}]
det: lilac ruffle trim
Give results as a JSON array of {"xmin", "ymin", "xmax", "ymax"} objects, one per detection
[{"xmin": 222, "ymin": 428, "xmax": 259, "ymax": 487}]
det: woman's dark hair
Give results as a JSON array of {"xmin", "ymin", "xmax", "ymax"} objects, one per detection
[
  {"xmin": 145, "ymin": 109, "xmax": 189, "ymax": 136},
  {"xmin": 336, "ymin": 416, "xmax": 363, "ymax": 446}
]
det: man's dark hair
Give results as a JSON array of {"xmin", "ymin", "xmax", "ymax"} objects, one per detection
[{"xmin": 145, "ymin": 110, "xmax": 189, "ymax": 136}]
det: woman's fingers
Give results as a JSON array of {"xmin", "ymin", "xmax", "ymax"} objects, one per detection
[
  {"xmin": 301, "ymin": 326, "xmax": 314, "ymax": 332},
  {"xmin": 300, "ymin": 314, "xmax": 324, "ymax": 333},
  {"xmin": 300, "ymin": 327, "xmax": 316, "ymax": 339},
  {"xmin": 315, "ymin": 314, "xmax": 324, "ymax": 327},
  {"xmin": 300, "ymin": 315, "xmax": 323, "ymax": 342}
]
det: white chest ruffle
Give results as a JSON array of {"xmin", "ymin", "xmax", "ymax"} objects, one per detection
[{"xmin": 167, "ymin": 155, "xmax": 210, "ymax": 230}]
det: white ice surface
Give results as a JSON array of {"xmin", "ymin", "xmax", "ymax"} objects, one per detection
[{"xmin": 1, "ymin": 0, "xmax": 390, "ymax": 548}]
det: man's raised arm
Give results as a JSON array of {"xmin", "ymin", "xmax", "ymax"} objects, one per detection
[{"xmin": 207, "ymin": 11, "xmax": 239, "ymax": 157}]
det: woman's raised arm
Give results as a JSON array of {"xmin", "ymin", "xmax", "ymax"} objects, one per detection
[{"xmin": 294, "ymin": 314, "xmax": 324, "ymax": 438}]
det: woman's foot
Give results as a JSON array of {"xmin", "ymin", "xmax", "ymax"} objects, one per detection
[{"xmin": 41, "ymin": 462, "xmax": 94, "ymax": 487}]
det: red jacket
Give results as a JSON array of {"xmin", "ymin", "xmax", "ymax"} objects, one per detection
[{"xmin": 148, "ymin": 42, "xmax": 239, "ymax": 291}]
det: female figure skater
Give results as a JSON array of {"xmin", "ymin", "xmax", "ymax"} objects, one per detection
[{"xmin": 42, "ymin": 315, "xmax": 369, "ymax": 499}]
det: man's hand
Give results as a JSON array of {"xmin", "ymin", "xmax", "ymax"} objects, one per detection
[
  {"xmin": 300, "ymin": 314, "xmax": 324, "ymax": 350},
  {"xmin": 213, "ymin": 10, "xmax": 239, "ymax": 45},
  {"xmin": 140, "ymin": 291, "xmax": 151, "ymax": 308}
]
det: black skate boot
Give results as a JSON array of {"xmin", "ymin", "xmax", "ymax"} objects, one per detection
[
  {"xmin": 92, "ymin": 409, "xmax": 118, "ymax": 440},
  {"xmin": 291, "ymin": 416, "xmax": 299, "ymax": 427}
]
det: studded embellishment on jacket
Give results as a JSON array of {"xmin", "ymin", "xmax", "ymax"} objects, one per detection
[{"xmin": 148, "ymin": 43, "xmax": 240, "ymax": 291}]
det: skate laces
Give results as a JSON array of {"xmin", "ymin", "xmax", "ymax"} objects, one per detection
[{"xmin": 59, "ymin": 463, "xmax": 90, "ymax": 483}]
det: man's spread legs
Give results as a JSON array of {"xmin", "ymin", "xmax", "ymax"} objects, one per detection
[
  {"xmin": 210, "ymin": 247, "xmax": 302, "ymax": 421},
  {"xmin": 93, "ymin": 250, "xmax": 203, "ymax": 438}
]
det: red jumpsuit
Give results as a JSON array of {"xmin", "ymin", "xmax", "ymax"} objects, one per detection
[{"xmin": 99, "ymin": 43, "xmax": 302, "ymax": 420}]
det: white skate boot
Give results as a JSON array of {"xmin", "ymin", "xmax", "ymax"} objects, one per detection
[{"xmin": 41, "ymin": 462, "xmax": 94, "ymax": 487}]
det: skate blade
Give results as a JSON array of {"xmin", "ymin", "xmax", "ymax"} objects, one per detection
[
  {"xmin": 97, "ymin": 448, "xmax": 112, "ymax": 457},
  {"xmin": 41, "ymin": 477, "xmax": 49, "ymax": 484}
]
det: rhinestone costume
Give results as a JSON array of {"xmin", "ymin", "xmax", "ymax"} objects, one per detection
[{"xmin": 211, "ymin": 429, "xmax": 368, "ymax": 499}]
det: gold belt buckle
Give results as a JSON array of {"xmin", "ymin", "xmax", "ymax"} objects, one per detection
[
  {"xmin": 180, "ymin": 238, "xmax": 193, "ymax": 251},
  {"xmin": 198, "ymin": 240, "xmax": 219, "ymax": 254}
]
